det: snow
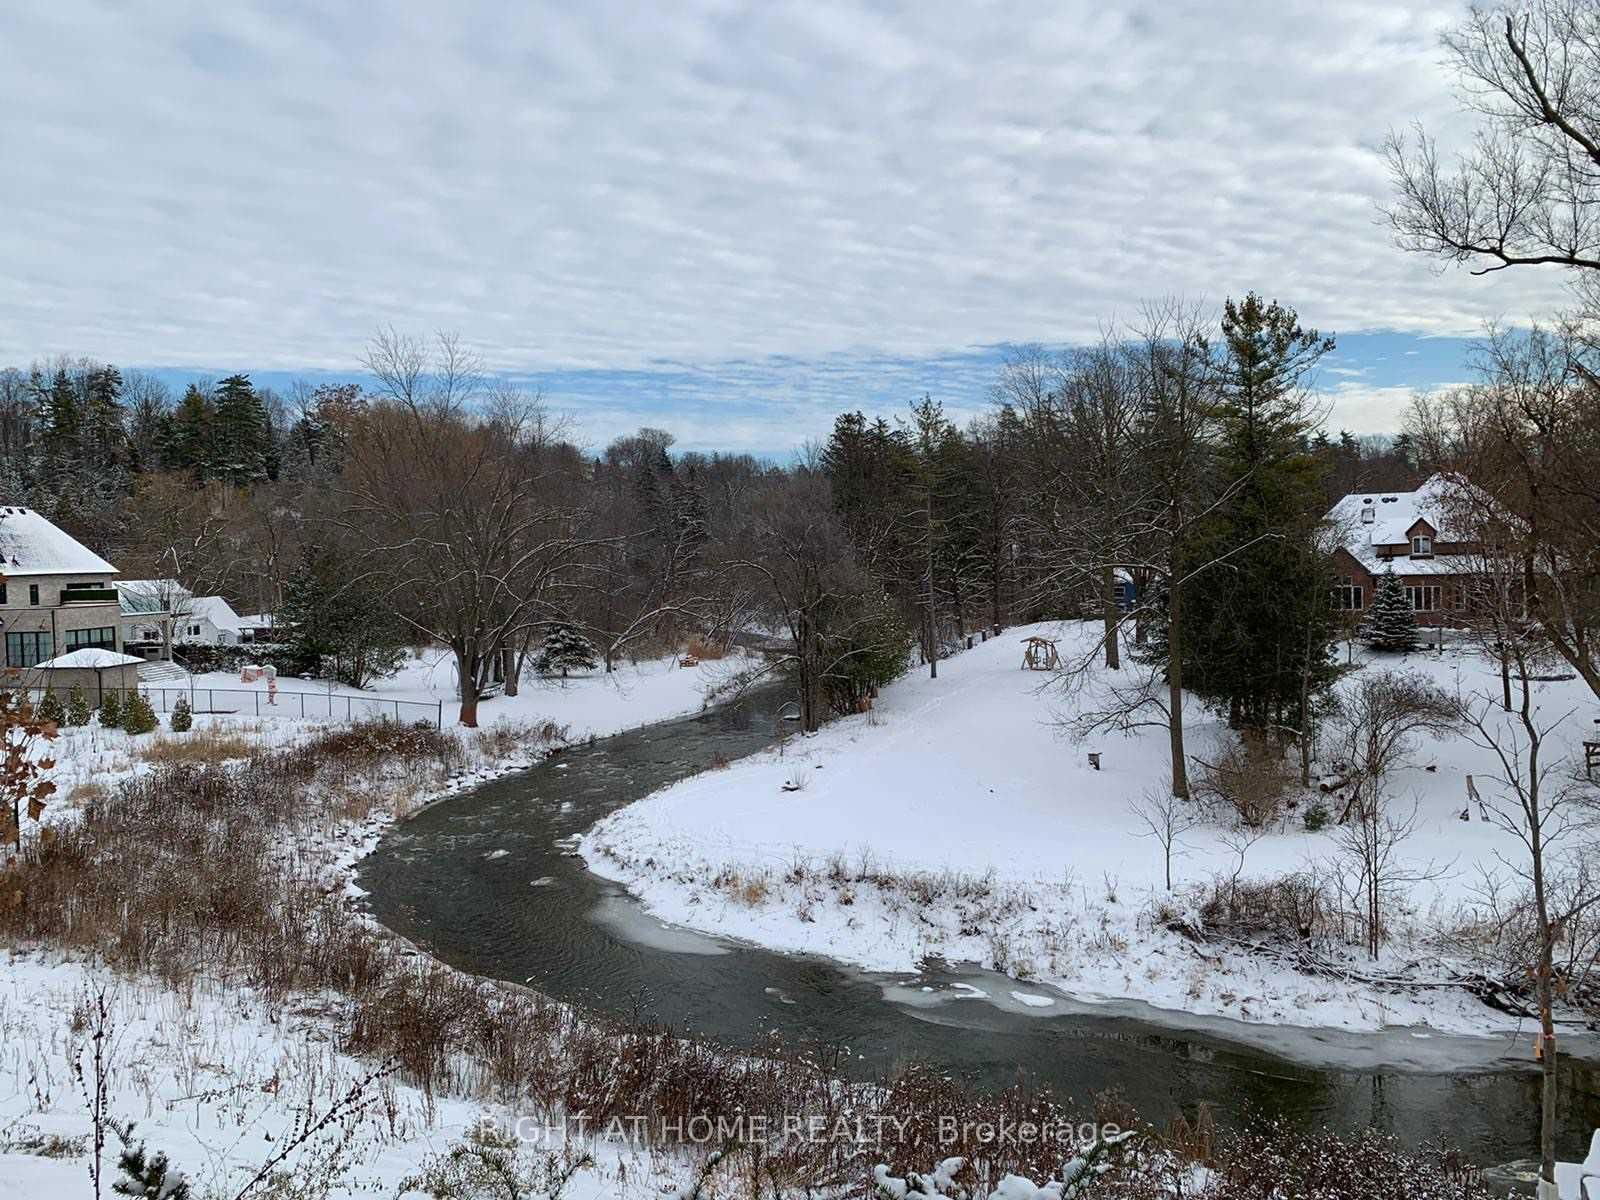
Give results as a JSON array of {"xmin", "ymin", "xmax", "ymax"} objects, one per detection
[
  {"xmin": 0, "ymin": 506, "xmax": 116, "ymax": 575},
  {"xmin": 178, "ymin": 648, "xmax": 733, "ymax": 736},
  {"xmin": 35, "ymin": 648, "xmax": 145, "ymax": 669},
  {"xmin": 583, "ymin": 620, "xmax": 1600, "ymax": 1035},
  {"xmin": 1327, "ymin": 472, "xmax": 1479, "ymax": 576},
  {"xmin": 0, "ymin": 647, "xmax": 751, "ymax": 1197},
  {"xmin": 0, "ymin": 955, "xmax": 680, "ymax": 1200}
]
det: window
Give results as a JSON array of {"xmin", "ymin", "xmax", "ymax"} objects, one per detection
[
  {"xmin": 64, "ymin": 627, "xmax": 116, "ymax": 651},
  {"xmin": 1411, "ymin": 534, "xmax": 1433, "ymax": 557},
  {"xmin": 1332, "ymin": 578, "xmax": 1364, "ymax": 611},
  {"xmin": 1406, "ymin": 585, "xmax": 1440, "ymax": 612},
  {"xmin": 4, "ymin": 631, "xmax": 52, "ymax": 668},
  {"xmin": 28, "ymin": 584, "xmax": 38, "ymax": 605},
  {"xmin": 189, "ymin": 624, "xmax": 201, "ymax": 637},
  {"xmin": 0, "ymin": 582, "xmax": 6, "ymax": 604}
]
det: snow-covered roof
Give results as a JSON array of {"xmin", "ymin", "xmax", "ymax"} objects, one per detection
[
  {"xmin": 190, "ymin": 595, "xmax": 243, "ymax": 631},
  {"xmin": 1326, "ymin": 474, "xmax": 1482, "ymax": 576},
  {"xmin": 117, "ymin": 578, "xmax": 193, "ymax": 616},
  {"xmin": 0, "ymin": 507, "xmax": 116, "ymax": 577},
  {"xmin": 34, "ymin": 648, "xmax": 144, "ymax": 669},
  {"xmin": 236, "ymin": 612, "xmax": 277, "ymax": 628}
]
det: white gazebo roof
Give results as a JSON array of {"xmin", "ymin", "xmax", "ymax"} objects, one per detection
[{"xmin": 34, "ymin": 648, "xmax": 144, "ymax": 669}]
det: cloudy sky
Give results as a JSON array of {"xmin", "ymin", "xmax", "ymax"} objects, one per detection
[{"xmin": 0, "ymin": 1, "xmax": 1575, "ymax": 453}]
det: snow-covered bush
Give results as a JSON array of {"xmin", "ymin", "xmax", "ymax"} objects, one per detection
[
  {"xmin": 120, "ymin": 691, "xmax": 159, "ymax": 736},
  {"xmin": 97, "ymin": 689, "xmax": 123, "ymax": 728},
  {"xmin": 169, "ymin": 695, "xmax": 193, "ymax": 733},
  {"xmin": 533, "ymin": 623, "xmax": 599, "ymax": 678},
  {"xmin": 873, "ymin": 1131, "xmax": 1136, "ymax": 1198},
  {"xmin": 35, "ymin": 689, "xmax": 65, "ymax": 727},
  {"xmin": 65, "ymin": 684, "xmax": 90, "ymax": 727},
  {"xmin": 111, "ymin": 1136, "xmax": 191, "ymax": 1199}
]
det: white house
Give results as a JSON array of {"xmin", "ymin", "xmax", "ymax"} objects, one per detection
[{"xmin": 119, "ymin": 580, "xmax": 247, "ymax": 653}]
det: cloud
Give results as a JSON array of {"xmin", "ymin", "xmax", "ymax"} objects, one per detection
[{"xmin": 0, "ymin": 1, "xmax": 1566, "ymax": 449}]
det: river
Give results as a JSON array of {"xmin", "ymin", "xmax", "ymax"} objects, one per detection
[{"xmin": 355, "ymin": 686, "xmax": 1600, "ymax": 1165}]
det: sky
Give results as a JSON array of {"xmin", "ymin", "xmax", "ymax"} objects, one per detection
[{"xmin": 0, "ymin": 1, "xmax": 1576, "ymax": 455}]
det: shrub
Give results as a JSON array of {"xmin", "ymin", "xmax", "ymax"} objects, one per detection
[
  {"xmin": 65, "ymin": 685, "xmax": 90, "ymax": 727},
  {"xmin": 1193, "ymin": 731, "xmax": 1297, "ymax": 828},
  {"xmin": 97, "ymin": 688, "xmax": 123, "ymax": 727},
  {"xmin": 1197, "ymin": 872, "xmax": 1328, "ymax": 943},
  {"xmin": 532, "ymin": 622, "xmax": 599, "ymax": 677},
  {"xmin": 35, "ymin": 690, "xmax": 65, "ymax": 726},
  {"xmin": 1302, "ymin": 802, "xmax": 1329, "ymax": 832},
  {"xmin": 169, "ymin": 695, "xmax": 193, "ymax": 733},
  {"xmin": 120, "ymin": 691, "xmax": 159, "ymax": 736}
]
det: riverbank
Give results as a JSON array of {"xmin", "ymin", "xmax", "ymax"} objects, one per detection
[
  {"xmin": 0, "ymin": 656, "xmax": 739, "ymax": 1198},
  {"xmin": 581, "ymin": 621, "xmax": 1600, "ymax": 1037}
]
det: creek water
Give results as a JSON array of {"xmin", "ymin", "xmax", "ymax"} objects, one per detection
[{"xmin": 355, "ymin": 688, "xmax": 1600, "ymax": 1165}]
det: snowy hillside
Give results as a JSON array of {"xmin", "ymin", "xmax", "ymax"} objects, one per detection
[{"xmin": 583, "ymin": 621, "xmax": 1600, "ymax": 1034}]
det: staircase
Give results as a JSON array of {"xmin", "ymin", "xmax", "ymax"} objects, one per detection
[{"xmin": 138, "ymin": 660, "xmax": 190, "ymax": 685}]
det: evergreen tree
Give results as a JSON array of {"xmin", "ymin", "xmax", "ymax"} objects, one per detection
[
  {"xmin": 278, "ymin": 547, "xmax": 407, "ymax": 687},
  {"xmin": 83, "ymin": 365, "xmax": 125, "ymax": 467},
  {"xmin": 169, "ymin": 695, "xmax": 193, "ymax": 733},
  {"xmin": 36, "ymin": 367, "xmax": 82, "ymax": 459},
  {"xmin": 211, "ymin": 374, "xmax": 271, "ymax": 485},
  {"xmin": 111, "ymin": 1137, "xmax": 191, "ymax": 1200},
  {"xmin": 35, "ymin": 690, "xmax": 64, "ymax": 726},
  {"xmin": 98, "ymin": 688, "xmax": 123, "ymax": 727},
  {"xmin": 121, "ymin": 690, "xmax": 158, "ymax": 735},
  {"xmin": 161, "ymin": 384, "xmax": 212, "ymax": 475},
  {"xmin": 65, "ymin": 684, "xmax": 90, "ymax": 727},
  {"xmin": 1177, "ymin": 294, "xmax": 1340, "ymax": 730},
  {"xmin": 533, "ymin": 622, "xmax": 599, "ymax": 677},
  {"xmin": 1364, "ymin": 569, "xmax": 1419, "ymax": 653}
]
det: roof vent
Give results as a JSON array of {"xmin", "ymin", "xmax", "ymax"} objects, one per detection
[
  {"xmin": 1381, "ymin": 496, "xmax": 1397, "ymax": 503},
  {"xmin": 1360, "ymin": 504, "xmax": 1375, "ymax": 524}
]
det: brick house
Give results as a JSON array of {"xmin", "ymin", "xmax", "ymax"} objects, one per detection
[{"xmin": 1325, "ymin": 474, "xmax": 1482, "ymax": 628}]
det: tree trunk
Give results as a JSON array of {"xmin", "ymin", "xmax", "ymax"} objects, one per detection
[
  {"xmin": 455, "ymin": 645, "xmax": 479, "ymax": 728},
  {"xmin": 1100, "ymin": 564, "xmax": 1120, "ymax": 670},
  {"xmin": 1167, "ymin": 578, "xmax": 1189, "ymax": 800},
  {"xmin": 501, "ymin": 644, "xmax": 519, "ymax": 698}
]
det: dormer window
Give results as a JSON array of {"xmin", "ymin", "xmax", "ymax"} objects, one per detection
[
  {"xmin": 1359, "ymin": 504, "xmax": 1375, "ymax": 524},
  {"xmin": 1411, "ymin": 534, "xmax": 1433, "ymax": 558}
]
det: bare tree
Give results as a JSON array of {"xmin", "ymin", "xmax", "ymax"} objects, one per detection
[
  {"xmin": 343, "ymin": 331, "xmax": 592, "ymax": 726},
  {"xmin": 1130, "ymin": 787, "xmax": 1201, "ymax": 891},
  {"xmin": 1458, "ymin": 644, "xmax": 1600, "ymax": 1197},
  {"xmin": 1385, "ymin": 3, "xmax": 1600, "ymax": 306}
]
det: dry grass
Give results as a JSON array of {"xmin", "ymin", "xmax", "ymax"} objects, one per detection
[
  {"xmin": 62, "ymin": 781, "xmax": 109, "ymax": 808},
  {"xmin": 139, "ymin": 728, "xmax": 262, "ymax": 766}
]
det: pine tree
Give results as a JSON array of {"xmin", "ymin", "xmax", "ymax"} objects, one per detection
[
  {"xmin": 111, "ymin": 1137, "xmax": 191, "ymax": 1200},
  {"xmin": 1364, "ymin": 569, "xmax": 1419, "ymax": 653},
  {"xmin": 35, "ymin": 690, "xmax": 65, "ymax": 726},
  {"xmin": 37, "ymin": 366, "xmax": 82, "ymax": 459},
  {"xmin": 98, "ymin": 688, "xmax": 123, "ymax": 727},
  {"xmin": 121, "ymin": 691, "xmax": 158, "ymax": 735},
  {"xmin": 533, "ymin": 623, "xmax": 599, "ymax": 677},
  {"xmin": 1175, "ymin": 294, "xmax": 1339, "ymax": 730},
  {"xmin": 161, "ymin": 384, "xmax": 212, "ymax": 476},
  {"xmin": 169, "ymin": 695, "xmax": 193, "ymax": 733},
  {"xmin": 65, "ymin": 684, "xmax": 90, "ymax": 727},
  {"xmin": 211, "ymin": 374, "xmax": 271, "ymax": 485}
]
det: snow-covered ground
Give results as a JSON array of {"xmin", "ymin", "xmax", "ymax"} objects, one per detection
[
  {"xmin": 0, "ymin": 652, "xmax": 748, "ymax": 1199},
  {"xmin": 0, "ymin": 956, "xmax": 675, "ymax": 1200},
  {"xmin": 583, "ymin": 621, "xmax": 1600, "ymax": 1035},
  {"xmin": 171, "ymin": 648, "xmax": 730, "ymax": 737}
]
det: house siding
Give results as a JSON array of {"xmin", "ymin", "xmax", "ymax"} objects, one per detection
[
  {"xmin": 1331, "ymin": 549, "xmax": 1465, "ymax": 628},
  {"xmin": 0, "ymin": 570, "xmax": 123, "ymax": 670}
]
